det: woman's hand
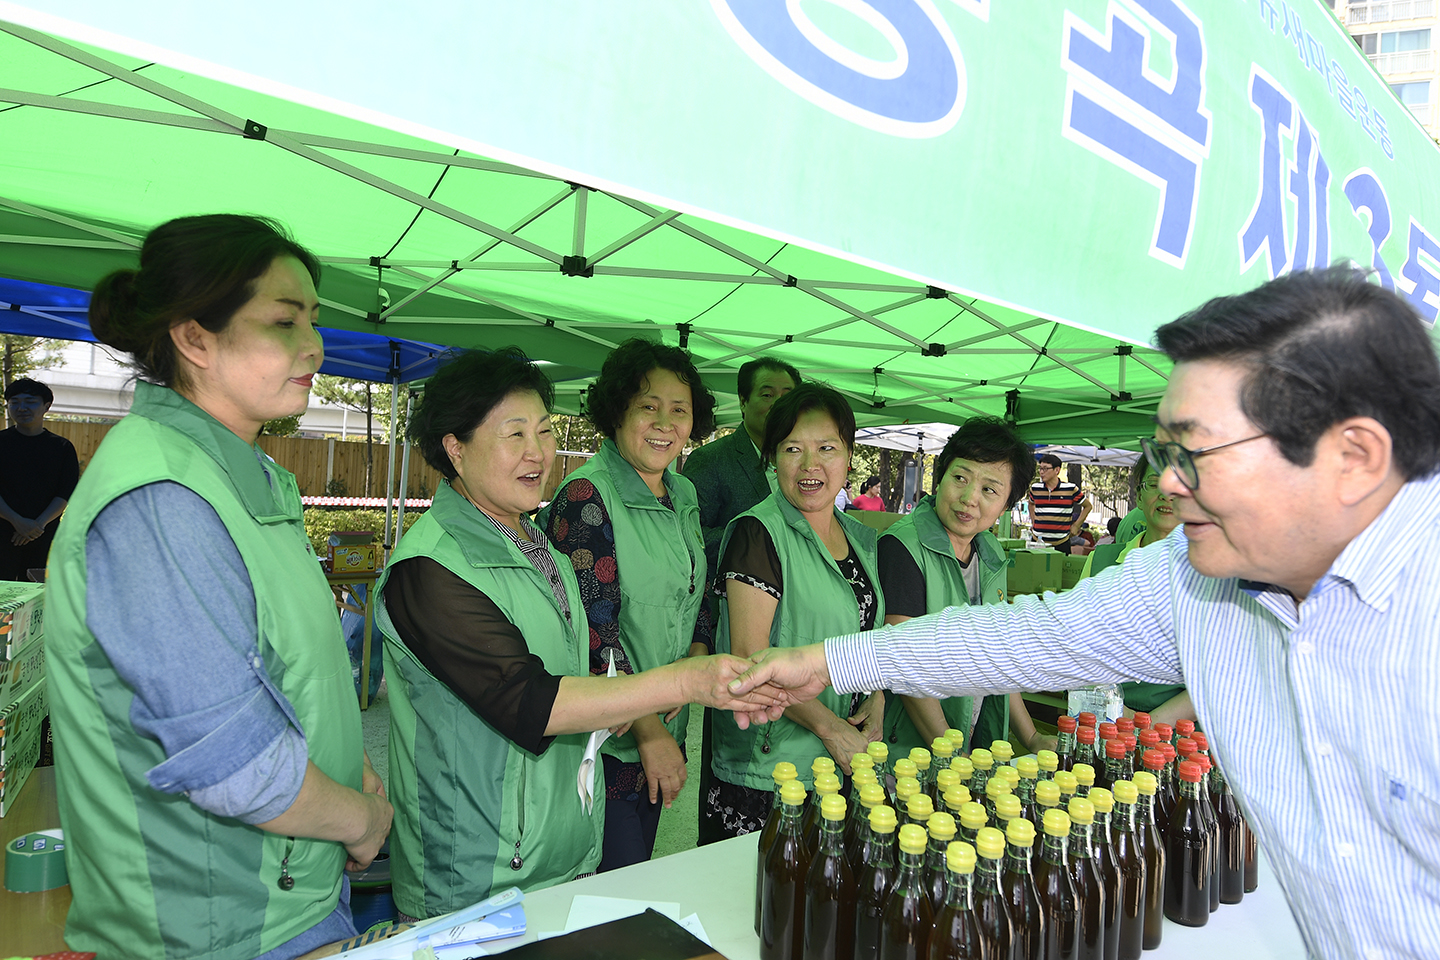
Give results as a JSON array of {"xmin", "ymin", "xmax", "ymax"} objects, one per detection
[
  {"xmin": 345, "ymin": 791, "xmax": 394, "ymax": 872},
  {"xmin": 633, "ymin": 716, "xmax": 687, "ymax": 808},
  {"xmin": 819, "ymin": 717, "xmax": 872, "ymax": 776},
  {"xmin": 847, "ymin": 691, "xmax": 885, "ymax": 743}
]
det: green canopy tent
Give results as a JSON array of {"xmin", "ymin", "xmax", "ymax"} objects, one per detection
[{"xmin": 0, "ymin": 2, "xmax": 1434, "ymax": 448}]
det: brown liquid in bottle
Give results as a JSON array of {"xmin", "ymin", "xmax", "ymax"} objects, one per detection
[
  {"xmin": 1109, "ymin": 787, "xmax": 1146, "ymax": 960},
  {"xmin": 929, "ymin": 847, "xmax": 983, "ymax": 960},
  {"xmin": 1162, "ymin": 762, "xmax": 1209, "ymax": 927},
  {"xmin": 1065, "ymin": 802, "xmax": 1105, "ymax": 960},
  {"xmin": 1243, "ymin": 816, "xmax": 1259, "ymax": 893},
  {"xmin": 1212, "ymin": 766, "xmax": 1245, "ymax": 905},
  {"xmin": 1000, "ymin": 822, "xmax": 1044, "ymax": 960},
  {"xmin": 803, "ymin": 798, "xmax": 856, "ymax": 960},
  {"xmin": 762, "ymin": 784, "xmax": 812, "ymax": 960},
  {"xmin": 757, "ymin": 766, "xmax": 799, "ymax": 936},
  {"xmin": 1132, "ymin": 774, "xmax": 1166, "ymax": 952},
  {"xmin": 855, "ymin": 809, "xmax": 898, "ymax": 960},
  {"xmin": 971, "ymin": 827, "xmax": 1013, "ymax": 960},
  {"xmin": 1087, "ymin": 791, "xmax": 1120, "ymax": 960},
  {"xmin": 879, "ymin": 825, "xmax": 934, "ymax": 960},
  {"xmin": 1033, "ymin": 811, "xmax": 1079, "ymax": 960}
]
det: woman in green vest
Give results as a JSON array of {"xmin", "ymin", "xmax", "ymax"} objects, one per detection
[
  {"xmin": 876, "ymin": 417, "xmax": 1050, "ymax": 755},
  {"xmin": 542, "ymin": 338, "xmax": 716, "ymax": 870},
  {"xmin": 378, "ymin": 346, "xmax": 771, "ymax": 916},
  {"xmin": 1080, "ymin": 456, "xmax": 1195, "ymax": 726},
  {"xmin": 706, "ymin": 383, "xmax": 886, "ymax": 838},
  {"xmin": 46, "ymin": 215, "xmax": 393, "ymax": 960}
]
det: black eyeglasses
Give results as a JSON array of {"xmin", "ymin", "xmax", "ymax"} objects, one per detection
[{"xmin": 1140, "ymin": 433, "xmax": 1267, "ymax": 491}]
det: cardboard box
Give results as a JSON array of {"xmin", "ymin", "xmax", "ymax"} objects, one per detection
[
  {"xmin": 1007, "ymin": 549, "xmax": 1064, "ymax": 596},
  {"xmin": 0, "ymin": 679, "xmax": 46, "ymax": 766},
  {"xmin": 848, "ymin": 511, "xmax": 903, "ymax": 534},
  {"xmin": 0, "ymin": 582, "xmax": 43, "ymax": 660},
  {"xmin": 0, "ymin": 721, "xmax": 41, "ymax": 817},
  {"xmin": 328, "ymin": 531, "xmax": 378, "ymax": 575},
  {"xmin": 0, "ymin": 635, "xmax": 45, "ymax": 712},
  {"xmin": 1061, "ymin": 554, "xmax": 1088, "ymax": 590}
]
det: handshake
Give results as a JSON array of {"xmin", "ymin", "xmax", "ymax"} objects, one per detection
[{"xmin": 688, "ymin": 643, "xmax": 835, "ymax": 729}]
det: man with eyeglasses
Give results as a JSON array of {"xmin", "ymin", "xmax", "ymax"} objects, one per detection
[
  {"xmin": 728, "ymin": 267, "xmax": 1440, "ymax": 959},
  {"xmin": 1027, "ymin": 453, "xmax": 1092, "ymax": 549},
  {"xmin": 1, "ymin": 378, "xmax": 79, "ymax": 581}
]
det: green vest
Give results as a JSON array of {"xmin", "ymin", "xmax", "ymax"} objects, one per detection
[
  {"xmin": 376, "ymin": 483, "xmax": 602, "ymax": 918},
  {"xmin": 711, "ymin": 494, "xmax": 884, "ymax": 791},
  {"xmin": 543, "ymin": 439, "xmax": 706, "ymax": 763},
  {"xmin": 45, "ymin": 382, "xmax": 361, "ymax": 960},
  {"xmin": 878, "ymin": 496, "xmax": 1010, "ymax": 754}
]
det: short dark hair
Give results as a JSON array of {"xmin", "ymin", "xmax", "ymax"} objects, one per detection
[
  {"xmin": 861, "ymin": 475, "xmax": 881, "ymax": 494},
  {"xmin": 1037, "ymin": 453, "xmax": 1063, "ymax": 469},
  {"xmin": 737, "ymin": 357, "xmax": 802, "ymax": 401},
  {"xmin": 1155, "ymin": 266, "xmax": 1440, "ymax": 479},
  {"xmin": 586, "ymin": 338, "xmax": 716, "ymax": 441},
  {"xmin": 409, "ymin": 346, "xmax": 554, "ymax": 480},
  {"xmin": 4, "ymin": 378, "xmax": 53, "ymax": 404},
  {"xmin": 1107, "ymin": 516, "xmax": 1121, "ymax": 536},
  {"xmin": 89, "ymin": 214, "xmax": 321, "ymax": 390},
  {"xmin": 934, "ymin": 416, "xmax": 1036, "ymax": 509},
  {"xmin": 762, "ymin": 382, "xmax": 857, "ymax": 462}
]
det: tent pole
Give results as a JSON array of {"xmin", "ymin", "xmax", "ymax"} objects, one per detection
[
  {"xmin": 384, "ymin": 384, "xmax": 400, "ymax": 552},
  {"xmin": 395, "ymin": 390, "xmax": 415, "ymax": 550}
]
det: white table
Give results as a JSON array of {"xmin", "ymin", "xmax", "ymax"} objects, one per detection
[{"xmin": 495, "ymin": 834, "xmax": 1307, "ymax": 959}]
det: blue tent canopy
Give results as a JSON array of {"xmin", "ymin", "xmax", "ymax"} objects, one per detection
[{"xmin": 0, "ymin": 277, "xmax": 448, "ymax": 384}]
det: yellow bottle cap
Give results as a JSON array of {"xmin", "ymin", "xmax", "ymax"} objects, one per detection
[
  {"xmin": 1016, "ymin": 756, "xmax": 1039, "ymax": 780},
  {"xmin": 931, "ymin": 737, "xmax": 955, "ymax": 758},
  {"xmin": 1067, "ymin": 797, "xmax": 1095, "ymax": 826},
  {"xmin": 772, "ymin": 762, "xmax": 799, "ymax": 783},
  {"xmin": 1005, "ymin": 817, "xmax": 1036, "ymax": 847},
  {"xmin": 893, "ymin": 758, "xmax": 919, "ymax": 780},
  {"xmin": 860, "ymin": 783, "xmax": 886, "ymax": 808},
  {"xmin": 909, "ymin": 747, "xmax": 932, "ymax": 770},
  {"xmin": 781, "ymin": 780, "xmax": 807, "ymax": 805},
  {"xmin": 812, "ymin": 756, "xmax": 836, "ymax": 777},
  {"xmin": 985, "ymin": 778, "xmax": 1013, "ymax": 798},
  {"xmin": 928, "ymin": 811, "xmax": 957, "ymax": 840},
  {"xmin": 944, "ymin": 728, "xmax": 966, "ymax": 748},
  {"xmin": 821, "ymin": 793, "xmax": 848, "ymax": 821},
  {"xmin": 946, "ymin": 840, "xmax": 977, "ymax": 874},
  {"xmin": 990, "ymin": 740, "xmax": 1014, "ymax": 763},
  {"xmin": 1072, "ymin": 763, "xmax": 1095, "ymax": 787},
  {"xmin": 1043, "ymin": 809, "xmax": 1072, "ymax": 837},
  {"xmin": 907, "ymin": 794, "xmax": 935, "ymax": 821},
  {"xmin": 970, "ymin": 748, "xmax": 994, "ymax": 771},
  {"xmin": 935, "ymin": 769, "xmax": 960, "ymax": 793},
  {"xmin": 898, "ymin": 823, "xmax": 929, "ymax": 854},
  {"xmin": 952, "ymin": 757, "xmax": 974, "ymax": 780},
  {"xmin": 1054, "ymin": 771, "xmax": 1078, "ymax": 797},
  {"xmin": 996, "ymin": 766, "xmax": 1020, "ymax": 787},
  {"xmin": 1133, "ymin": 771, "xmax": 1158, "ymax": 796},
  {"xmin": 994, "ymin": 794, "xmax": 1022, "ymax": 822},
  {"xmin": 851, "ymin": 753, "xmax": 875, "ymax": 773},
  {"xmin": 869, "ymin": 804, "xmax": 899, "ymax": 833},
  {"xmin": 1035, "ymin": 781, "xmax": 1060, "ymax": 808},
  {"xmin": 943, "ymin": 785, "xmax": 972, "ymax": 811},
  {"xmin": 852, "ymin": 768, "xmax": 879, "ymax": 788},
  {"xmin": 867, "ymin": 741, "xmax": 889, "ymax": 763},
  {"xmin": 895, "ymin": 777, "xmax": 921, "ymax": 802},
  {"xmin": 1037, "ymin": 749, "xmax": 1059, "ymax": 772},
  {"xmin": 815, "ymin": 773, "xmax": 841, "ymax": 796},
  {"xmin": 1088, "ymin": 787, "xmax": 1114, "ymax": 813},
  {"xmin": 975, "ymin": 826, "xmax": 1007, "ymax": 860},
  {"xmin": 959, "ymin": 801, "xmax": 989, "ymax": 831},
  {"xmin": 1112, "ymin": 780, "xmax": 1139, "ymax": 805}
]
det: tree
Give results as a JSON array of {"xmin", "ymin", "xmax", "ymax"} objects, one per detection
[
  {"xmin": 2, "ymin": 336, "xmax": 65, "ymax": 425},
  {"xmin": 262, "ymin": 414, "xmax": 302, "ymax": 437},
  {"xmin": 1079, "ymin": 464, "xmax": 1136, "ymax": 523},
  {"xmin": 311, "ymin": 376, "xmax": 412, "ymax": 496}
]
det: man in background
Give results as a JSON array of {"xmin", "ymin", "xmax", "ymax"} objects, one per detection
[
  {"xmin": 0, "ymin": 378, "xmax": 79, "ymax": 580},
  {"xmin": 1028, "ymin": 453, "xmax": 1091, "ymax": 548}
]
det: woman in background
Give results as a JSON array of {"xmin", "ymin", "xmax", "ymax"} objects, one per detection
[{"xmin": 851, "ymin": 475, "xmax": 885, "ymax": 511}]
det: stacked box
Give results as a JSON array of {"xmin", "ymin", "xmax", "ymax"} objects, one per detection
[
  {"xmin": 0, "ymin": 582, "xmax": 43, "ymax": 661},
  {"xmin": 0, "ymin": 680, "xmax": 47, "ymax": 767},
  {"xmin": 0, "ymin": 720, "xmax": 41, "ymax": 817},
  {"xmin": 0, "ymin": 635, "xmax": 45, "ymax": 710},
  {"xmin": 1061, "ymin": 555, "xmax": 1088, "ymax": 590},
  {"xmin": 1007, "ymin": 549, "xmax": 1064, "ymax": 596},
  {"xmin": 329, "ymin": 531, "xmax": 378, "ymax": 575}
]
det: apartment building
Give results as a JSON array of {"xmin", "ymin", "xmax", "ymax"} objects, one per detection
[{"xmin": 1340, "ymin": 0, "xmax": 1440, "ymax": 135}]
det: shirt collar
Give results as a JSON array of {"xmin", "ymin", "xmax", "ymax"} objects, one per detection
[{"xmin": 1323, "ymin": 469, "xmax": 1440, "ymax": 612}]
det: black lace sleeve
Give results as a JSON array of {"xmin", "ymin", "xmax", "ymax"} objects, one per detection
[{"xmin": 719, "ymin": 515, "xmax": 783, "ymax": 599}]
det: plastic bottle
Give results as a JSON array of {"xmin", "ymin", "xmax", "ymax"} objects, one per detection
[
  {"xmin": 928, "ymin": 841, "xmax": 982, "ymax": 960},
  {"xmin": 1055, "ymin": 715, "xmax": 1078, "ymax": 772},
  {"xmin": 1109, "ymin": 780, "xmax": 1146, "ymax": 960},
  {"xmin": 957, "ymin": 801, "xmax": 988, "ymax": 845},
  {"xmin": 1066, "ymin": 798, "xmax": 1106, "ymax": 960},
  {"xmin": 1162, "ymin": 761, "xmax": 1208, "ymax": 927},
  {"xmin": 1034, "ymin": 809, "xmax": 1080, "ymax": 960},
  {"xmin": 968, "ymin": 749, "xmax": 994, "ymax": 798},
  {"xmin": 1033, "ymin": 780, "xmax": 1061, "ymax": 836},
  {"xmin": 1131, "ymin": 771, "xmax": 1166, "ymax": 951},
  {"xmin": 761, "ymin": 779, "xmax": 811, "ymax": 960},
  {"xmin": 757, "ymin": 762, "xmax": 801, "ymax": 935},
  {"xmin": 806, "ymin": 774, "xmax": 843, "ymax": 859},
  {"xmin": 1000, "ymin": 816, "xmax": 1044, "ymax": 960},
  {"xmin": 1072, "ymin": 763, "xmax": 1095, "ymax": 799},
  {"xmin": 879, "ymin": 824, "xmax": 934, "ymax": 960},
  {"xmin": 1036, "ymin": 749, "xmax": 1059, "ymax": 782},
  {"xmin": 1086, "ymin": 788, "xmax": 1120, "ymax": 960},
  {"xmin": 855, "ymin": 804, "xmax": 899, "ymax": 960},
  {"xmin": 924, "ymin": 812, "xmax": 959, "ymax": 913},
  {"xmin": 971, "ymin": 827, "xmax": 1013, "ymax": 960},
  {"xmin": 848, "ymin": 783, "xmax": 889, "ymax": 873},
  {"xmin": 803, "ymin": 794, "xmax": 856, "ymax": 960}
]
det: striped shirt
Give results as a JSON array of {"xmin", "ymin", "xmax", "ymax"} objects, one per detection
[
  {"xmin": 482, "ymin": 511, "xmax": 571, "ymax": 622},
  {"xmin": 827, "ymin": 469, "xmax": 1440, "ymax": 960},
  {"xmin": 1029, "ymin": 479, "xmax": 1085, "ymax": 544}
]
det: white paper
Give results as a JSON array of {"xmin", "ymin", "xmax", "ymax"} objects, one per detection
[
  {"xmin": 577, "ymin": 650, "xmax": 616, "ymax": 812},
  {"xmin": 678, "ymin": 913, "xmax": 711, "ymax": 947},
  {"xmin": 562, "ymin": 894, "xmax": 681, "ymax": 933}
]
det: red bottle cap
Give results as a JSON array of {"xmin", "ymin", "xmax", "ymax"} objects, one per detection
[
  {"xmin": 1057, "ymin": 715, "xmax": 1078, "ymax": 734},
  {"xmin": 1153, "ymin": 723, "xmax": 1174, "ymax": 742},
  {"xmin": 1123, "ymin": 735, "xmax": 1137, "ymax": 753},
  {"xmin": 1098, "ymin": 722, "xmax": 1118, "ymax": 741},
  {"xmin": 1142, "ymin": 748, "xmax": 1166, "ymax": 770},
  {"xmin": 1115, "ymin": 717, "xmax": 1135, "ymax": 735},
  {"xmin": 1176, "ymin": 719, "xmax": 1196, "ymax": 736},
  {"xmin": 1078, "ymin": 712, "xmax": 1097, "ymax": 728},
  {"xmin": 1139, "ymin": 729, "xmax": 1160, "ymax": 748},
  {"xmin": 1077, "ymin": 726, "xmax": 1096, "ymax": 745},
  {"xmin": 1193, "ymin": 732, "xmax": 1209, "ymax": 752},
  {"xmin": 1177, "ymin": 760, "xmax": 1202, "ymax": 783},
  {"xmin": 1105, "ymin": 739, "xmax": 1127, "ymax": 759},
  {"xmin": 1197, "ymin": 755, "xmax": 1212, "ymax": 773},
  {"xmin": 1176, "ymin": 738, "xmax": 1198, "ymax": 758},
  {"xmin": 1161, "ymin": 743, "xmax": 1176, "ymax": 763},
  {"xmin": 1133, "ymin": 711, "xmax": 1152, "ymax": 730}
]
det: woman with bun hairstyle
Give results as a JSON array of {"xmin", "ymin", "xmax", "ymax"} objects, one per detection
[{"xmin": 46, "ymin": 215, "xmax": 392, "ymax": 960}]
